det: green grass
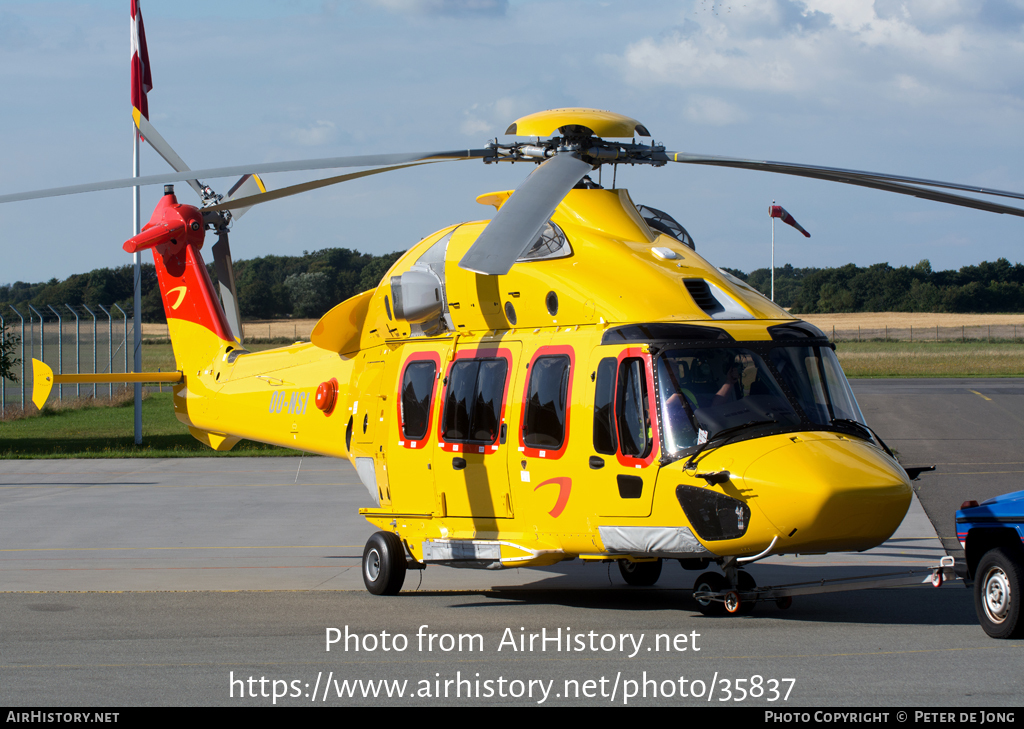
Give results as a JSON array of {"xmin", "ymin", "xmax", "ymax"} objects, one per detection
[
  {"xmin": 835, "ymin": 340, "xmax": 1024, "ymax": 378},
  {"xmin": 0, "ymin": 393, "xmax": 299, "ymax": 459}
]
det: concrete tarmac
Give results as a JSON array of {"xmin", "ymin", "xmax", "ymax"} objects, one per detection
[{"xmin": 1, "ymin": 379, "xmax": 1022, "ymax": 706}]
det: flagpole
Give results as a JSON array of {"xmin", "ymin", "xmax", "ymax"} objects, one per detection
[
  {"xmin": 132, "ymin": 122, "xmax": 142, "ymax": 445},
  {"xmin": 771, "ymin": 199, "xmax": 775, "ymax": 303}
]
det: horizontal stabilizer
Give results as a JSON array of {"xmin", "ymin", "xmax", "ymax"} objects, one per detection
[{"xmin": 31, "ymin": 358, "xmax": 182, "ymax": 409}]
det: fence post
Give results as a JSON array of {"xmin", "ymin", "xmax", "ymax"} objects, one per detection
[
  {"xmin": 1, "ymin": 313, "xmax": 5, "ymax": 412},
  {"xmin": 962, "ymin": 325, "xmax": 965, "ymax": 343},
  {"xmin": 98, "ymin": 305, "xmax": 113, "ymax": 397},
  {"xmin": 46, "ymin": 305, "xmax": 64, "ymax": 402},
  {"xmin": 9, "ymin": 306, "xmax": 25, "ymax": 409},
  {"xmin": 82, "ymin": 305, "xmax": 98, "ymax": 399},
  {"xmin": 65, "ymin": 305, "xmax": 81, "ymax": 397},
  {"xmin": 28, "ymin": 305, "xmax": 44, "ymax": 373},
  {"xmin": 910, "ymin": 325, "xmax": 913, "ymax": 342},
  {"xmin": 113, "ymin": 304, "xmax": 128, "ymax": 383}
]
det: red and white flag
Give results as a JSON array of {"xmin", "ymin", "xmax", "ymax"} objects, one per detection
[
  {"xmin": 130, "ymin": 0, "xmax": 152, "ymax": 118},
  {"xmin": 769, "ymin": 204, "xmax": 810, "ymax": 238}
]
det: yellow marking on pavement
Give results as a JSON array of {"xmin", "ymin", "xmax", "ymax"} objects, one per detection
[{"xmin": 968, "ymin": 389, "xmax": 992, "ymax": 401}]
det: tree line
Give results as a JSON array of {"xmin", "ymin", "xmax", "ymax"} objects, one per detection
[
  {"xmin": 724, "ymin": 258, "xmax": 1024, "ymax": 313},
  {"xmin": 0, "ymin": 248, "xmax": 404, "ymax": 323},
  {"xmin": 4, "ymin": 253, "xmax": 1024, "ymax": 325}
]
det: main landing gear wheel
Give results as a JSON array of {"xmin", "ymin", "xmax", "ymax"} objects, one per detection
[
  {"xmin": 974, "ymin": 548, "xmax": 1023, "ymax": 639},
  {"xmin": 618, "ymin": 558, "xmax": 663, "ymax": 586},
  {"xmin": 693, "ymin": 572, "xmax": 726, "ymax": 616},
  {"xmin": 362, "ymin": 531, "xmax": 407, "ymax": 596}
]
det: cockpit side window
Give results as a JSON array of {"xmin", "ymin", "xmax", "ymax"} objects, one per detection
[
  {"xmin": 617, "ymin": 357, "xmax": 651, "ymax": 458},
  {"xmin": 593, "ymin": 357, "xmax": 618, "ymax": 455}
]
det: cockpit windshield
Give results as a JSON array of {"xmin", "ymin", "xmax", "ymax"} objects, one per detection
[{"xmin": 656, "ymin": 344, "xmax": 868, "ymax": 460}]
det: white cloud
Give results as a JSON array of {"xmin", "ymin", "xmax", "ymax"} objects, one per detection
[
  {"xmin": 460, "ymin": 97, "xmax": 533, "ymax": 137},
  {"xmin": 368, "ymin": 0, "xmax": 508, "ymax": 16},
  {"xmin": 618, "ymin": 0, "xmax": 1024, "ymax": 103},
  {"xmin": 287, "ymin": 120, "xmax": 337, "ymax": 146},
  {"xmin": 683, "ymin": 95, "xmax": 748, "ymax": 125}
]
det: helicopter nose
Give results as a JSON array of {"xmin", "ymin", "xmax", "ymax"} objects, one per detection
[{"xmin": 740, "ymin": 435, "xmax": 912, "ymax": 553}]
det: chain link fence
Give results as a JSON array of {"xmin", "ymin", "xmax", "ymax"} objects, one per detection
[{"xmin": 1, "ymin": 304, "xmax": 135, "ymax": 415}]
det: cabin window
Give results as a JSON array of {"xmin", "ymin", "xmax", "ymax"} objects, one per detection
[
  {"xmin": 593, "ymin": 357, "xmax": 618, "ymax": 454},
  {"xmin": 400, "ymin": 360, "xmax": 436, "ymax": 440},
  {"xmin": 523, "ymin": 355, "xmax": 570, "ymax": 449},
  {"xmin": 442, "ymin": 358, "xmax": 508, "ymax": 443},
  {"xmin": 617, "ymin": 357, "xmax": 651, "ymax": 458}
]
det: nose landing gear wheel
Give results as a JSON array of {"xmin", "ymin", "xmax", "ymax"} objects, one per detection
[
  {"xmin": 362, "ymin": 531, "xmax": 407, "ymax": 596},
  {"xmin": 693, "ymin": 572, "xmax": 726, "ymax": 616},
  {"xmin": 618, "ymin": 558, "xmax": 663, "ymax": 586}
]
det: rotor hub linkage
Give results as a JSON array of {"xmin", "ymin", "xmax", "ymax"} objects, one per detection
[{"xmin": 483, "ymin": 135, "xmax": 667, "ymax": 168}]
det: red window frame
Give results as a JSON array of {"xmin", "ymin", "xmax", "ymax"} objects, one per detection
[
  {"xmin": 395, "ymin": 352, "xmax": 441, "ymax": 450},
  {"xmin": 614, "ymin": 347, "xmax": 660, "ymax": 469},
  {"xmin": 518, "ymin": 345, "xmax": 575, "ymax": 460},
  {"xmin": 435, "ymin": 346, "xmax": 514, "ymax": 455}
]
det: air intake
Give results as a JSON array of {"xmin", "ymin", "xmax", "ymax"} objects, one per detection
[
  {"xmin": 684, "ymin": 279, "xmax": 718, "ymax": 313},
  {"xmin": 682, "ymin": 278, "xmax": 754, "ymax": 320}
]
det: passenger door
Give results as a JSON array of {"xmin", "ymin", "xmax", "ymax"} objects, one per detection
[{"xmin": 432, "ymin": 342, "xmax": 520, "ymax": 519}]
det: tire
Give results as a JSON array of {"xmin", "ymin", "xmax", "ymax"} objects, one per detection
[
  {"xmin": 362, "ymin": 532, "xmax": 407, "ymax": 596},
  {"xmin": 974, "ymin": 547, "xmax": 1023, "ymax": 639},
  {"xmin": 618, "ymin": 559, "xmax": 662, "ymax": 586},
  {"xmin": 693, "ymin": 571, "xmax": 726, "ymax": 616}
]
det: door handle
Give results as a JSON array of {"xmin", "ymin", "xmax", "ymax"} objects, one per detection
[
  {"xmin": 452, "ymin": 457, "xmax": 467, "ymax": 470},
  {"xmin": 589, "ymin": 456, "xmax": 605, "ymax": 469}
]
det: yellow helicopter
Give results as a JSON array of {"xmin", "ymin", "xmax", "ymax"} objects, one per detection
[{"xmin": 14, "ymin": 107, "xmax": 1024, "ymax": 614}]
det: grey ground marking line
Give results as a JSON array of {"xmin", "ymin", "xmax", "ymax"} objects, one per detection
[
  {"xmin": 295, "ymin": 455, "xmax": 303, "ymax": 484},
  {"xmin": 312, "ymin": 567, "xmax": 357, "ymax": 589}
]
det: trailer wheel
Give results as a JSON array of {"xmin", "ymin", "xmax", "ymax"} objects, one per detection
[
  {"xmin": 775, "ymin": 596, "xmax": 793, "ymax": 610},
  {"xmin": 362, "ymin": 532, "xmax": 407, "ymax": 596},
  {"xmin": 618, "ymin": 559, "xmax": 662, "ymax": 586},
  {"xmin": 693, "ymin": 572, "xmax": 726, "ymax": 616},
  {"xmin": 974, "ymin": 547, "xmax": 1023, "ymax": 639},
  {"xmin": 724, "ymin": 590, "xmax": 741, "ymax": 614}
]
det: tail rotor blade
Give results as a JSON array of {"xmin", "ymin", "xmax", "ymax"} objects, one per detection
[
  {"xmin": 458, "ymin": 152, "xmax": 593, "ymax": 276},
  {"xmin": 222, "ymin": 174, "xmax": 267, "ymax": 221},
  {"xmin": 211, "ymin": 230, "xmax": 242, "ymax": 342},
  {"xmin": 132, "ymin": 109, "xmax": 204, "ymax": 198}
]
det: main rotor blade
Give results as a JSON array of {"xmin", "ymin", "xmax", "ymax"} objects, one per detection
[
  {"xmin": 0, "ymin": 149, "xmax": 488, "ymax": 205},
  {"xmin": 459, "ymin": 152, "xmax": 594, "ymax": 276},
  {"xmin": 133, "ymin": 109, "xmax": 204, "ymax": 198},
  {"xmin": 202, "ymin": 161, "xmax": 446, "ymax": 213},
  {"xmin": 660, "ymin": 151, "xmax": 1024, "ymax": 215}
]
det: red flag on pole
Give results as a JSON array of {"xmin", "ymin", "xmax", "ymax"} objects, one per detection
[
  {"xmin": 130, "ymin": 0, "xmax": 152, "ymax": 119},
  {"xmin": 769, "ymin": 204, "xmax": 810, "ymax": 238}
]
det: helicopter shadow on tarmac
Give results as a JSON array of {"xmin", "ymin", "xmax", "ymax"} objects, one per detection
[{"xmin": 390, "ymin": 556, "xmax": 978, "ymax": 627}]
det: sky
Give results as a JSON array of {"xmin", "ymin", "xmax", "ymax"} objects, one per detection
[{"xmin": 2, "ymin": 0, "xmax": 1024, "ymax": 286}]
